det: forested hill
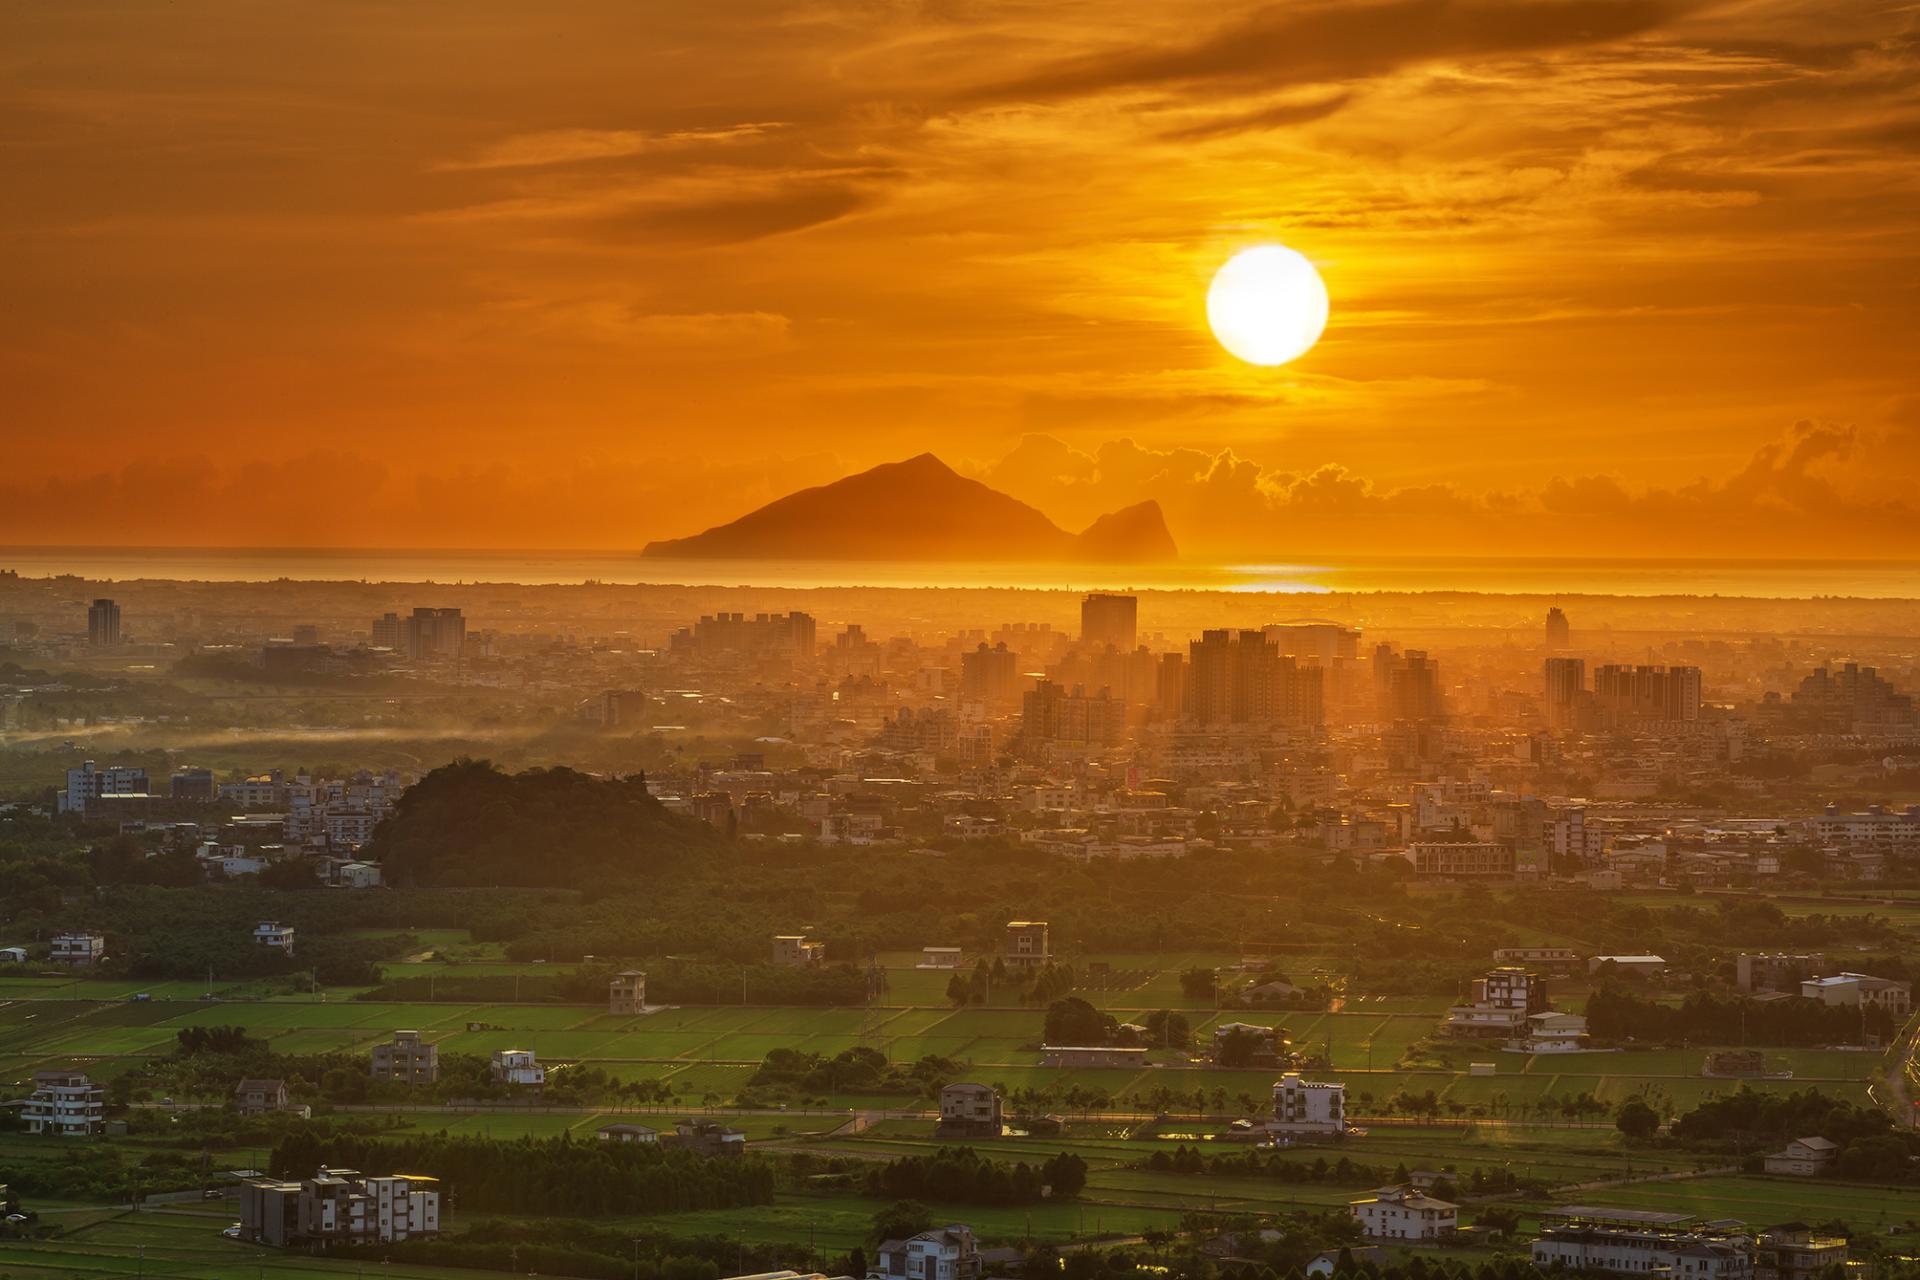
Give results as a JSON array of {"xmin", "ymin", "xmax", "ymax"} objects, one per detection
[{"xmin": 367, "ymin": 760, "xmax": 721, "ymax": 888}]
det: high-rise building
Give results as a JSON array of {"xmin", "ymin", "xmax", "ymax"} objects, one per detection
[
  {"xmin": 1543, "ymin": 656, "xmax": 1586, "ymax": 728},
  {"xmin": 960, "ymin": 641, "xmax": 1020, "ymax": 704},
  {"xmin": 1021, "ymin": 679, "xmax": 1127, "ymax": 749},
  {"xmin": 669, "ymin": 611, "xmax": 815, "ymax": 663},
  {"xmin": 404, "ymin": 607, "xmax": 466, "ymax": 660},
  {"xmin": 87, "ymin": 598, "xmax": 120, "ymax": 646},
  {"xmin": 1080, "ymin": 593, "xmax": 1138, "ymax": 650},
  {"xmin": 1374, "ymin": 645, "xmax": 1444, "ymax": 722},
  {"xmin": 371, "ymin": 612, "xmax": 406, "ymax": 650},
  {"xmin": 1186, "ymin": 630, "xmax": 1323, "ymax": 726},
  {"xmin": 1593, "ymin": 664, "xmax": 1701, "ymax": 724},
  {"xmin": 1545, "ymin": 607, "xmax": 1571, "ymax": 650},
  {"xmin": 1262, "ymin": 621, "xmax": 1361, "ymax": 663},
  {"xmin": 60, "ymin": 759, "xmax": 150, "ymax": 814}
]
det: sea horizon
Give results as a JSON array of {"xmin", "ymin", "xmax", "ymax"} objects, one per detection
[{"xmin": 2, "ymin": 545, "xmax": 1916, "ymax": 599}]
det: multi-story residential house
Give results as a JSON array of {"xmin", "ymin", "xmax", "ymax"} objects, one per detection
[
  {"xmin": 234, "ymin": 1078, "xmax": 290, "ymax": 1115},
  {"xmin": 608, "ymin": 970, "xmax": 647, "ymax": 1015},
  {"xmin": 1800, "ymin": 972, "xmax": 1911, "ymax": 1016},
  {"xmin": 219, "ymin": 771, "xmax": 288, "ymax": 809},
  {"xmin": 1762, "ymin": 1137, "xmax": 1838, "ymax": 1176},
  {"xmin": 490, "ymin": 1049, "xmax": 545, "ymax": 1088},
  {"xmin": 1518, "ymin": 1010, "xmax": 1590, "ymax": 1053},
  {"xmin": 770, "ymin": 935, "xmax": 826, "ymax": 967},
  {"xmin": 1444, "ymin": 967, "xmax": 1547, "ymax": 1039},
  {"xmin": 50, "ymin": 932, "xmax": 106, "ymax": 966},
  {"xmin": 1529, "ymin": 1206, "xmax": 1753, "ymax": 1280},
  {"xmin": 1004, "ymin": 921, "xmax": 1049, "ymax": 969},
  {"xmin": 875, "ymin": 1225, "xmax": 982, "ymax": 1280},
  {"xmin": 936, "ymin": 1083, "xmax": 1002, "ymax": 1137},
  {"xmin": 238, "ymin": 1167, "xmax": 439, "ymax": 1248},
  {"xmin": 370, "ymin": 1030, "xmax": 439, "ymax": 1084},
  {"xmin": 252, "ymin": 921, "xmax": 295, "ymax": 955},
  {"xmin": 1755, "ymin": 1225, "xmax": 1848, "ymax": 1280},
  {"xmin": 22, "ymin": 1070, "xmax": 106, "ymax": 1136},
  {"xmin": 1350, "ymin": 1186, "xmax": 1458, "ymax": 1240},
  {"xmin": 1269, "ymin": 1072, "xmax": 1345, "ymax": 1135}
]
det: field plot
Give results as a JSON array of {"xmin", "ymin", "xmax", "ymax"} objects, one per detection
[{"xmin": 1560, "ymin": 1174, "xmax": 1920, "ymax": 1229}]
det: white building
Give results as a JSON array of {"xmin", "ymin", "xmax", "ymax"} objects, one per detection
[
  {"xmin": 22, "ymin": 1070, "xmax": 106, "ymax": 1136},
  {"xmin": 1799, "ymin": 972, "xmax": 1910, "ymax": 1016},
  {"xmin": 1588, "ymin": 954, "xmax": 1667, "ymax": 976},
  {"xmin": 490, "ymin": 1048, "xmax": 546, "ymax": 1088},
  {"xmin": 1444, "ymin": 967, "xmax": 1546, "ymax": 1039},
  {"xmin": 50, "ymin": 932, "xmax": 106, "ymax": 966},
  {"xmin": 1517, "ymin": 1010, "xmax": 1590, "ymax": 1053},
  {"xmin": 875, "ymin": 1225, "xmax": 981, "ymax": 1280},
  {"xmin": 1269, "ymin": 1072, "xmax": 1346, "ymax": 1135},
  {"xmin": 1350, "ymin": 1186, "xmax": 1457, "ymax": 1241},
  {"xmin": 1809, "ymin": 803, "xmax": 1920, "ymax": 850},
  {"xmin": 59, "ymin": 760, "xmax": 149, "ymax": 814},
  {"xmin": 238, "ymin": 1167, "xmax": 439, "ymax": 1248},
  {"xmin": 1530, "ymin": 1207, "xmax": 1753, "ymax": 1280},
  {"xmin": 253, "ymin": 921, "xmax": 296, "ymax": 955},
  {"xmin": 1763, "ymin": 1136, "xmax": 1838, "ymax": 1176}
]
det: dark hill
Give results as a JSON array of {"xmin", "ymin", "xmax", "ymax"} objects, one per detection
[
  {"xmin": 365, "ymin": 760, "xmax": 721, "ymax": 889},
  {"xmin": 641, "ymin": 453, "xmax": 1176, "ymax": 562}
]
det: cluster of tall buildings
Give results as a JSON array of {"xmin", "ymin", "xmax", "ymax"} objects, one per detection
[
  {"xmin": 1544, "ymin": 654, "xmax": 1702, "ymax": 729},
  {"xmin": 371, "ymin": 607, "xmax": 467, "ymax": 660}
]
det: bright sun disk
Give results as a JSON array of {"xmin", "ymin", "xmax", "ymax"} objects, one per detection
[{"xmin": 1206, "ymin": 245, "xmax": 1330, "ymax": 367}]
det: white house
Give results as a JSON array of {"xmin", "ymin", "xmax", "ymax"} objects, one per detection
[
  {"xmin": 1306, "ymin": 1248, "xmax": 1389, "ymax": 1276},
  {"xmin": 596, "ymin": 1123, "xmax": 660, "ymax": 1144},
  {"xmin": 252, "ymin": 921, "xmax": 296, "ymax": 954},
  {"xmin": 1350, "ymin": 1186, "xmax": 1457, "ymax": 1241},
  {"xmin": 1530, "ymin": 1206, "xmax": 1752, "ymax": 1280},
  {"xmin": 1517, "ymin": 1010, "xmax": 1590, "ymax": 1053},
  {"xmin": 1800, "ymin": 973, "xmax": 1911, "ymax": 1016},
  {"xmin": 22, "ymin": 1070, "xmax": 106, "ymax": 1136},
  {"xmin": 1763, "ymin": 1136, "xmax": 1838, "ymax": 1176},
  {"xmin": 875, "ymin": 1225, "xmax": 981, "ymax": 1280},
  {"xmin": 0, "ymin": 945, "xmax": 27, "ymax": 964},
  {"xmin": 1269, "ymin": 1072, "xmax": 1346, "ymax": 1135},
  {"xmin": 490, "ymin": 1049, "xmax": 546, "ymax": 1088}
]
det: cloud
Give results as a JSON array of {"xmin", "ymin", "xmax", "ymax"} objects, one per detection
[
  {"xmin": 962, "ymin": 0, "xmax": 1683, "ymax": 104},
  {"xmin": 440, "ymin": 123, "xmax": 788, "ymax": 171},
  {"xmin": 1156, "ymin": 90, "xmax": 1356, "ymax": 141}
]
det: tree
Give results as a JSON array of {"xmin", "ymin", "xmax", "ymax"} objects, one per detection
[
  {"xmin": 1180, "ymin": 968, "xmax": 1216, "ymax": 999},
  {"xmin": 1616, "ymin": 1099, "xmax": 1660, "ymax": 1140},
  {"xmin": 870, "ymin": 1200, "xmax": 934, "ymax": 1244},
  {"xmin": 1044, "ymin": 997, "xmax": 1115, "ymax": 1046}
]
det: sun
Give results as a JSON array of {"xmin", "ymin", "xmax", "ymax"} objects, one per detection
[{"xmin": 1206, "ymin": 245, "xmax": 1330, "ymax": 367}]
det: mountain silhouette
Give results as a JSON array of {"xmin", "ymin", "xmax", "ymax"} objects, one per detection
[{"xmin": 642, "ymin": 453, "xmax": 1177, "ymax": 562}]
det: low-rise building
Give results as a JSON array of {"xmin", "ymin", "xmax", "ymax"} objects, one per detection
[
  {"xmin": 252, "ymin": 921, "xmax": 296, "ymax": 955},
  {"xmin": 919, "ymin": 946, "xmax": 963, "ymax": 969},
  {"xmin": 21, "ymin": 1070, "xmax": 105, "ymax": 1136},
  {"xmin": 771, "ymin": 935, "xmax": 827, "ymax": 967},
  {"xmin": 490, "ymin": 1049, "xmax": 545, "ymax": 1088},
  {"xmin": 234, "ymin": 1078, "xmax": 290, "ymax": 1115},
  {"xmin": 1270, "ymin": 1072, "xmax": 1346, "ymax": 1136},
  {"xmin": 1755, "ymin": 1225, "xmax": 1848, "ymax": 1280},
  {"xmin": 237, "ymin": 1167, "xmax": 439, "ymax": 1248},
  {"xmin": 1492, "ymin": 946, "xmax": 1580, "ymax": 973},
  {"xmin": 1350, "ymin": 1186, "xmax": 1458, "ymax": 1241},
  {"xmin": 1306, "ymin": 1248, "xmax": 1389, "ymax": 1277},
  {"xmin": 1444, "ymin": 967, "xmax": 1547, "ymax": 1039},
  {"xmin": 1800, "ymin": 972, "xmax": 1911, "ymax": 1016},
  {"xmin": 1588, "ymin": 954, "xmax": 1668, "ymax": 976},
  {"xmin": 1736, "ymin": 953, "xmax": 1824, "ymax": 994},
  {"xmin": 609, "ymin": 970, "xmax": 647, "ymax": 1015},
  {"xmin": 50, "ymin": 932, "xmax": 106, "ymax": 966},
  {"xmin": 1409, "ymin": 840, "xmax": 1515, "ymax": 878},
  {"xmin": 1518, "ymin": 1010, "xmax": 1590, "ymax": 1053},
  {"xmin": 596, "ymin": 1123, "xmax": 660, "ymax": 1144},
  {"xmin": 1005, "ymin": 920, "xmax": 1050, "ymax": 969},
  {"xmin": 936, "ymin": 1083, "xmax": 1002, "ymax": 1137},
  {"xmin": 1040, "ymin": 1045, "xmax": 1147, "ymax": 1068},
  {"xmin": 370, "ymin": 1030, "xmax": 439, "ymax": 1084},
  {"xmin": 1762, "ymin": 1136, "xmax": 1838, "ymax": 1176},
  {"xmin": 875, "ymin": 1225, "xmax": 981, "ymax": 1280},
  {"xmin": 660, "ymin": 1119, "xmax": 746, "ymax": 1157},
  {"xmin": 1529, "ymin": 1206, "xmax": 1753, "ymax": 1280}
]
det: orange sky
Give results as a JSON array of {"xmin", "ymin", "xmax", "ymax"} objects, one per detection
[{"xmin": 2, "ymin": 0, "xmax": 1917, "ymax": 558}]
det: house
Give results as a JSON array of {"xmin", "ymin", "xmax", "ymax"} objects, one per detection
[
  {"xmin": 1350, "ymin": 1185, "xmax": 1458, "ymax": 1241},
  {"xmin": 0, "ymin": 946, "xmax": 26, "ymax": 964},
  {"xmin": 596, "ymin": 1123, "xmax": 660, "ymax": 1144},
  {"xmin": 1212, "ymin": 1022, "xmax": 1287, "ymax": 1067},
  {"xmin": 936, "ymin": 1083, "xmax": 1002, "ymax": 1137},
  {"xmin": 1736, "ymin": 954, "xmax": 1824, "ymax": 994},
  {"xmin": 1756, "ymin": 1225, "xmax": 1848, "ymax": 1280},
  {"xmin": 490, "ymin": 1049, "xmax": 545, "ymax": 1088},
  {"xmin": 609, "ymin": 970, "xmax": 647, "ymax": 1014},
  {"xmin": 1040, "ymin": 1045, "xmax": 1147, "ymax": 1068},
  {"xmin": 237, "ymin": 1167, "xmax": 439, "ymax": 1248},
  {"xmin": 1445, "ymin": 967, "xmax": 1547, "ymax": 1039},
  {"xmin": 21, "ymin": 1070, "xmax": 106, "ymax": 1136},
  {"xmin": 919, "ymin": 946, "xmax": 963, "ymax": 969},
  {"xmin": 660, "ymin": 1119, "xmax": 745, "ymax": 1157},
  {"xmin": 50, "ymin": 932, "xmax": 106, "ymax": 966},
  {"xmin": 252, "ymin": 922, "xmax": 296, "ymax": 955},
  {"xmin": 1004, "ymin": 920, "xmax": 1050, "ymax": 969},
  {"xmin": 1306, "ymin": 1247, "xmax": 1389, "ymax": 1276},
  {"xmin": 334, "ymin": 861, "xmax": 383, "ymax": 888},
  {"xmin": 1529, "ymin": 1206, "xmax": 1753, "ymax": 1280},
  {"xmin": 370, "ymin": 1030, "xmax": 439, "ymax": 1084},
  {"xmin": 1799, "ymin": 972, "xmax": 1911, "ymax": 1016},
  {"xmin": 771, "ymin": 935, "xmax": 827, "ymax": 967},
  {"xmin": 234, "ymin": 1078, "xmax": 290, "ymax": 1115},
  {"xmin": 1518, "ymin": 1010, "xmax": 1590, "ymax": 1053},
  {"xmin": 1269, "ymin": 1072, "xmax": 1346, "ymax": 1136},
  {"xmin": 1762, "ymin": 1137, "xmax": 1838, "ymax": 1176},
  {"xmin": 875, "ymin": 1225, "xmax": 981, "ymax": 1280}
]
